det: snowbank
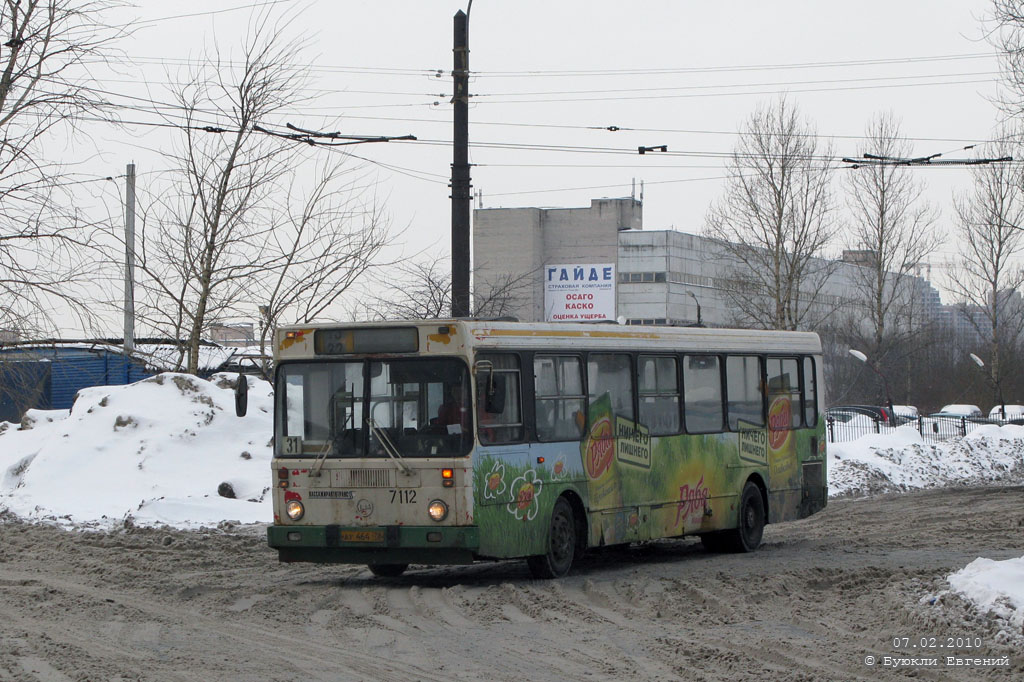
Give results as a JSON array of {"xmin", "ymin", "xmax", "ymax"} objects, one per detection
[
  {"xmin": 827, "ymin": 425, "xmax": 1024, "ymax": 497},
  {"xmin": 943, "ymin": 556, "xmax": 1024, "ymax": 644},
  {"xmin": 0, "ymin": 372, "xmax": 273, "ymax": 529},
  {"xmin": 4, "ymin": 374, "xmax": 1024, "ymax": 529}
]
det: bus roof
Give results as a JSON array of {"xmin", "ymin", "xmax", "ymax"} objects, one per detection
[
  {"xmin": 275, "ymin": 319, "xmax": 822, "ymax": 357},
  {"xmin": 463, "ymin": 320, "xmax": 821, "ymax": 354}
]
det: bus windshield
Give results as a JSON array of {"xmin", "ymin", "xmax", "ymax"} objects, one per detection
[{"xmin": 277, "ymin": 358, "xmax": 473, "ymax": 458}]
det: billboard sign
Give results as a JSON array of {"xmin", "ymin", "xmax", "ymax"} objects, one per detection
[{"xmin": 544, "ymin": 263, "xmax": 615, "ymax": 322}]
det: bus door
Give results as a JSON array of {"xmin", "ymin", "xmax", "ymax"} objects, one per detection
[{"xmin": 474, "ymin": 353, "xmax": 532, "ymax": 502}]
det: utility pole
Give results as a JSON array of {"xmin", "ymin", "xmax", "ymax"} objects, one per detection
[
  {"xmin": 124, "ymin": 162, "xmax": 136, "ymax": 354},
  {"xmin": 450, "ymin": 7, "xmax": 471, "ymax": 317}
]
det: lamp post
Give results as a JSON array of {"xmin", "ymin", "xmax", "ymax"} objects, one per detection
[
  {"xmin": 969, "ymin": 353, "xmax": 1005, "ymax": 420},
  {"xmin": 686, "ymin": 291, "xmax": 703, "ymax": 327},
  {"xmin": 849, "ymin": 349, "xmax": 895, "ymax": 418}
]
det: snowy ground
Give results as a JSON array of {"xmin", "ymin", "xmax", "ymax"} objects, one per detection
[
  {"xmin": 1, "ymin": 373, "xmax": 1022, "ymax": 659},
  {"xmin": 0, "ymin": 373, "xmax": 274, "ymax": 529},
  {"xmin": 828, "ymin": 423, "xmax": 1024, "ymax": 498}
]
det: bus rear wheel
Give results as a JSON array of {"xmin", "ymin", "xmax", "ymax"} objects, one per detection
[
  {"xmin": 721, "ymin": 481, "xmax": 765, "ymax": 553},
  {"xmin": 527, "ymin": 497, "xmax": 576, "ymax": 579},
  {"xmin": 368, "ymin": 563, "xmax": 408, "ymax": 577}
]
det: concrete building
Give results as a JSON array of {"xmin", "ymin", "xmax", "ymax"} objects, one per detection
[
  {"xmin": 207, "ymin": 322, "xmax": 255, "ymax": 347},
  {"xmin": 473, "ymin": 198, "xmax": 639, "ymax": 323},
  {"xmin": 473, "ymin": 197, "xmax": 942, "ymax": 331}
]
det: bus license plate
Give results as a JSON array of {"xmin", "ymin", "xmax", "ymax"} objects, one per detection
[{"xmin": 340, "ymin": 530, "xmax": 384, "ymax": 543}]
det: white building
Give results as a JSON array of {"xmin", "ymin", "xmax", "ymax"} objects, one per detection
[{"xmin": 473, "ymin": 197, "xmax": 942, "ymax": 331}]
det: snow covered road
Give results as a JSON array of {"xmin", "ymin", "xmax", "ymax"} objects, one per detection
[{"xmin": 1, "ymin": 486, "xmax": 1021, "ymax": 681}]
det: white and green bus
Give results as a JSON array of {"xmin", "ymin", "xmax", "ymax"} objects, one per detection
[{"xmin": 259, "ymin": 319, "xmax": 826, "ymax": 578}]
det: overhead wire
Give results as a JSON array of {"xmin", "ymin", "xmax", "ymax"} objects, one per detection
[
  {"xmin": 484, "ymin": 173, "xmax": 752, "ymax": 198},
  {"xmin": 319, "ymin": 145, "xmax": 450, "ymax": 185},
  {"xmin": 471, "ymin": 52, "xmax": 997, "ymax": 77},
  {"xmin": 120, "ymin": 50, "xmax": 996, "ymax": 78},
  {"xmin": 134, "ymin": 0, "xmax": 296, "ymax": 27},
  {"xmin": 21, "ymin": 44, "xmax": 1008, "ymax": 197},
  {"xmin": 301, "ymin": 113, "xmax": 996, "ymax": 146},
  {"xmin": 474, "ymin": 77, "xmax": 999, "ymax": 105},
  {"xmin": 45, "ymin": 106, "xmax": 1019, "ymax": 173},
  {"xmin": 473, "ymin": 71, "xmax": 1001, "ymax": 99}
]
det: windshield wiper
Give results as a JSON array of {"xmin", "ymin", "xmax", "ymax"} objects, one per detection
[
  {"xmin": 309, "ymin": 440, "xmax": 332, "ymax": 478},
  {"xmin": 366, "ymin": 417, "xmax": 413, "ymax": 476}
]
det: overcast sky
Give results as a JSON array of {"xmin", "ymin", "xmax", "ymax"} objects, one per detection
[{"xmin": 77, "ymin": 0, "xmax": 1007, "ymax": 325}]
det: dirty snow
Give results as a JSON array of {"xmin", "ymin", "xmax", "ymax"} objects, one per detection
[
  {"xmin": 827, "ymin": 424, "xmax": 1024, "ymax": 498},
  {"xmin": 829, "ymin": 425, "xmax": 1024, "ymax": 644},
  {"xmin": 943, "ymin": 556, "xmax": 1024, "ymax": 644},
  {"xmin": 2, "ymin": 372, "xmax": 1023, "ymax": 651}
]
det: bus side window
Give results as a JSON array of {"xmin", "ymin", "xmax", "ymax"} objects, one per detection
[
  {"xmin": 534, "ymin": 355, "xmax": 585, "ymax": 442},
  {"xmin": 476, "ymin": 353, "xmax": 523, "ymax": 444},
  {"xmin": 638, "ymin": 355, "xmax": 680, "ymax": 435},
  {"xmin": 766, "ymin": 357, "xmax": 802, "ymax": 428},
  {"xmin": 726, "ymin": 355, "xmax": 763, "ymax": 430},
  {"xmin": 683, "ymin": 354, "xmax": 724, "ymax": 433},
  {"xmin": 588, "ymin": 353, "xmax": 634, "ymax": 420},
  {"xmin": 803, "ymin": 356, "xmax": 818, "ymax": 426}
]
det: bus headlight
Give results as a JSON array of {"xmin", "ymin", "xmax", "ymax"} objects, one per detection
[
  {"xmin": 427, "ymin": 499, "xmax": 448, "ymax": 522},
  {"xmin": 286, "ymin": 499, "xmax": 304, "ymax": 521}
]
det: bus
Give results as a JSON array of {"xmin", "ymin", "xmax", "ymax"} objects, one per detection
[{"xmin": 256, "ymin": 319, "xmax": 827, "ymax": 578}]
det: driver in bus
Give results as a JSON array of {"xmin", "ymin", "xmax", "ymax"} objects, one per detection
[{"xmin": 436, "ymin": 383, "xmax": 470, "ymax": 433}]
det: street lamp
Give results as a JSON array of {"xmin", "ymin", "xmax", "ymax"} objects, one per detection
[
  {"xmin": 969, "ymin": 353, "xmax": 1005, "ymax": 420},
  {"xmin": 686, "ymin": 291, "xmax": 703, "ymax": 327},
  {"xmin": 849, "ymin": 349, "xmax": 895, "ymax": 418}
]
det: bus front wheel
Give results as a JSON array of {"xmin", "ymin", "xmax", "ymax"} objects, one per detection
[
  {"xmin": 722, "ymin": 481, "xmax": 765, "ymax": 552},
  {"xmin": 368, "ymin": 563, "xmax": 408, "ymax": 577},
  {"xmin": 527, "ymin": 497, "xmax": 576, "ymax": 579}
]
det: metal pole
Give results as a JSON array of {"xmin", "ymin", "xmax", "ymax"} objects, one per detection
[
  {"xmin": 124, "ymin": 163, "xmax": 136, "ymax": 354},
  {"xmin": 450, "ymin": 9, "xmax": 471, "ymax": 318}
]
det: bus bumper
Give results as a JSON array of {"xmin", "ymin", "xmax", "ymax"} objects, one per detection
[{"xmin": 267, "ymin": 524, "xmax": 480, "ymax": 565}]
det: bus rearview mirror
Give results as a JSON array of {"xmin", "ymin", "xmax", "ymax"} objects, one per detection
[
  {"xmin": 235, "ymin": 373, "xmax": 248, "ymax": 417},
  {"xmin": 486, "ymin": 375, "xmax": 506, "ymax": 414}
]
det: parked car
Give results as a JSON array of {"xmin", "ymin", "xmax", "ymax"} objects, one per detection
[
  {"xmin": 892, "ymin": 404, "xmax": 918, "ymax": 418},
  {"xmin": 938, "ymin": 404, "xmax": 983, "ymax": 418},
  {"xmin": 824, "ymin": 407, "xmax": 885, "ymax": 439},
  {"xmin": 826, "ymin": 404, "xmax": 894, "ymax": 423},
  {"xmin": 891, "ymin": 404, "xmax": 919, "ymax": 425},
  {"xmin": 987, "ymin": 404, "xmax": 1024, "ymax": 421},
  {"xmin": 921, "ymin": 406, "xmax": 992, "ymax": 439}
]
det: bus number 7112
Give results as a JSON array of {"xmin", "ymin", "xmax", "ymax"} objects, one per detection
[{"xmin": 389, "ymin": 490, "xmax": 417, "ymax": 504}]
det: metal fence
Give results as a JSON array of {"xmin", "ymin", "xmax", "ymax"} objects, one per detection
[{"xmin": 825, "ymin": 413, "xmax": 1018, "ymax": 443}]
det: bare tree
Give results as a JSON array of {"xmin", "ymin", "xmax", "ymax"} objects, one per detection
[
  {"xmin": 368, "ymin": 254, "xmax": 534, "ymax": 321},
  {"xmin": 704, "ymin": 96, "xmax": 838, "ymax": 330},
  {"xmin": 134, "ymin": 17, "xmax": 392, "ymax": 374},
  {"xmin": 0, "ymin": 0, "xmax": 126, "ymax": 336},
  {"xmin": 245, "ymin": 161, "xmax": 392, "ymax": 372},
  {"xmin": 842, "ymin": 112, "xmax": 942, "ymax": 375},
  {"xmin": 992, "ymin": 0, "xmax": 1024, "ymax": 118},
  {"xmin": 946, "ymin": 136, "xmax": 1024, "ymax": 407}
]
